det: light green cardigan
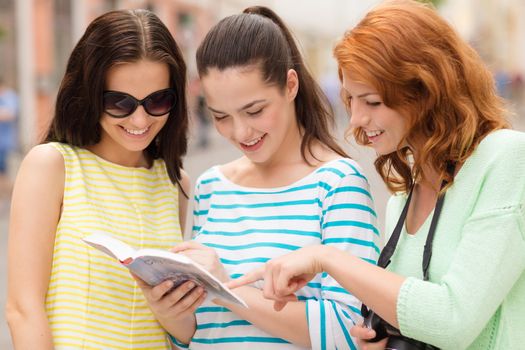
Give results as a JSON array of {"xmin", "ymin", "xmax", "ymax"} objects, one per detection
[{"xmin": 385, "ymin": 129, "xmax": 525, "ymax": 349}]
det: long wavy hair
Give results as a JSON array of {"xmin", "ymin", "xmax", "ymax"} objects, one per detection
[
  {"xmin": 45, "ymin": 9, "xmax": 188, "ymax": 188},
  {"xmin": 196, "ymin": 6, "xmax": 347, "ymax": 162},
  {"xmin": 334, "ymin": 0, "xmax": 509, "ymax": 193}
]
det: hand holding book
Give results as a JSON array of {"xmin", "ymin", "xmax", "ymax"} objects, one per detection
[
  {"xmin": 82, "ymin": 233, "xmax": 247, "ymax": 307},
  {"xmin": 170, "ymin": 240, "xmax": 232, "ymax": 284}
]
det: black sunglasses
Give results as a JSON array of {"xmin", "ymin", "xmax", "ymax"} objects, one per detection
[{"xmin": 103, "ymin": 88, "xmax": 177, "ymax": 118}]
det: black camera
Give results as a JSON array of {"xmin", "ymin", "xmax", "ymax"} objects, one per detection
[{"xmin": 362, "ymin": 306, "xmax": 438, "ymax": 350}]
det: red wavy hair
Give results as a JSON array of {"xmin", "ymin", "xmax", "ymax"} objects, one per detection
[{"xmin": 334, "ymin": 0, "xmax": 509, "ymax": 193}]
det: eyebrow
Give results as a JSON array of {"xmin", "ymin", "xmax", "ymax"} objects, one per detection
[
  {"xmin": 342, "ymin": 84, "xmax": 378, "ymax": 98},
  {"xmin": 208, "ymin": 99, "xmax": 266, "ymax": 114},
  {"xmin": 357, "ymin": 92, "xmax": 378, "ymax": 98}
]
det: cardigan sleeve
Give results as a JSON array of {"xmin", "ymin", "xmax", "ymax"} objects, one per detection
[
  {"xmin": 398, "ymin": 207, "xmax": 525, "ymax": 349},
  {"xmin": 396, "ymin": 131, "xmax": 525, "ymax": 349}
]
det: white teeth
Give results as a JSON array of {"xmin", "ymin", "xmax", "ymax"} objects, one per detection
[
  {"xmin": 365, "ymin": 130, "xmax": 384, "ymax": 137},
  {"xmin": 124, "ymin": 127, "xmax": 149, "ymax": 135},
  {"xmin": 242, "ymin": 135, "xmax": 263, "ymax": 146}
]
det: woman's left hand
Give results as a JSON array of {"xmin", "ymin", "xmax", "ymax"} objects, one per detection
[{"xmin": 171, "ymin": 241, "xmax": 230, "ymax": 283}]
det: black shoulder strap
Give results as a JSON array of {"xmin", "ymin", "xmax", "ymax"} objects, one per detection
[
  {"xmin": 377, "ymin": 187, "xmax": 414, "ymax": 268},
  {"xmin": 422, "ymin": 190, "xmax": 446, "ymax": 280},
  {"xmin": 377, "ymin": 163, "xmax": 455, "ymax": 280}
]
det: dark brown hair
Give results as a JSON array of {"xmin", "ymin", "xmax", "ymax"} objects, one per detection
[
  {"xmin": 45, "ymin": 9, "xmax": 188, "ymax": 187},
  {"xmin": 196, "ymin": 6, "xmax": 347, "ymax": 162},
  {"xmin": 334, "ymin": 0, "xmax": 509, "ymax": 193}
]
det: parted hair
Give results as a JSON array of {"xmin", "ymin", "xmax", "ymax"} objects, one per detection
[
  {"xmin": 196, "ymin": 6, "xmax": 347, "ymax": 162},
  {"xmin": 334, "ymin": 0, "xmax": 509, "ymax": 193},
  {"xmin": 45, "ymin": 9, "xmax": 188, "ymax": 186}
]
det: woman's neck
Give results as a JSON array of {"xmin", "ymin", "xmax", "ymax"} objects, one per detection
[
  {"xmin": 227, "ymin": 140, "xmax": 337, "ymax": 189},
  {"xmin": 410, "ymin": 141, "xmax": 441, "ymax": 192},
  {"xmin": 417, "ymin": 164, "xmax": 441, "ymax": 192}
]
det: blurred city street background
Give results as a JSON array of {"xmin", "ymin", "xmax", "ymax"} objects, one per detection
[{"xmin": 1, "ymin": 0, "xmax": 525, "ymax": 348}]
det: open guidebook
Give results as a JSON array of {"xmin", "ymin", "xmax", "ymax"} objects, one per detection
[{"xmin": 82, "ymin": 233, "xmax": 247, "ymax": 307}]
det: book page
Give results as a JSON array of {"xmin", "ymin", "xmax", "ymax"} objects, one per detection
[{"xmin": 82, "ymin": 233, "xmax": 136, "ymax": 262}]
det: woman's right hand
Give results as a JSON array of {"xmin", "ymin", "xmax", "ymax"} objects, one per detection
[
  {"xmin": 350, "ymin": 324, "xmax": 388, "ymax": 350},
  {"xmin": 226, "ymin": 245, "xmax": 326, "ymax": 310},
  {"xmin": 134, "ymin": 275, "xmax": 207, "ymax": 329}
]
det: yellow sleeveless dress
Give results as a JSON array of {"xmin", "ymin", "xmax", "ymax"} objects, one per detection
[{"xmin": 45, "ymin": 143, "xmax": 183, "ymax": 349}]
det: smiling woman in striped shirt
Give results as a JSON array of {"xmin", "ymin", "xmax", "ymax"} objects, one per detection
[{"xmin": 137, "ymin": 6, "xmax": 380, "ymax": 350}]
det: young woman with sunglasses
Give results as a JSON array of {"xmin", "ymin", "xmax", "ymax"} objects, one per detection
[
  {"xmin": 136, "ymin": 6, "xmax": 380, "ymax": 350},
  {"xmin": 6, "ymin": 9, "xmax": 189, "ymax": 349},
  {"xmin": 228, "ymin": 1, "xmax": 525, "ymax": 349}
]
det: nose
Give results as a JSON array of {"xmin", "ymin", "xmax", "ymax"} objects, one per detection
[
  {"xmin": 232, "ymin": 116, "xmax": 252, "ymax": 141},
  {"xmin": 127, "ymin": 106, "xmax": 151, "ymax": 129},
  {"xmin": 348, "ymin": 101, "xmax": 370, "ymax": 129}
]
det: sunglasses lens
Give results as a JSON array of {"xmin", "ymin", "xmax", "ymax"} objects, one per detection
[
  {"xmin": 144, "ymin": 90, "xmax": 176, "ymax": 116},
  {"xmin": 103, "ymin": 93, "xmax": 137, "ymax": 117}
]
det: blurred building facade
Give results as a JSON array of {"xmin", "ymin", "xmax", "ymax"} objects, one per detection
[
  {"xmin": 2, "ymin": 0, "xmax": 220, "ymax": 152},
  {"xmin": 0, "ymin": 0, "xmax": 366, "ymax": 153},
  {"xmin": 0, "ymin": 0, "xmax": 524, "ymax": 155},
  {"xmin": 441, "ymin": 0, "xmax": 525, "ymax": 114}
]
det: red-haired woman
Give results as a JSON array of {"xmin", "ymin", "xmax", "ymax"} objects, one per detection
[{"xmin": 228, "ymin": 1, "xmax": 525, "ymax": 349}]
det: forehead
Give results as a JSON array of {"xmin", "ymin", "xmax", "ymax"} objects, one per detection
[
  {"xmin": 105, "ymin": 60, "xmax": 170, "ymax": 98},
  {"xmin": 201, "ymin": 67, "xmax": 282, "ymax": 106},
  {"xmin": 341, "ymin": 70, "xmax": 375, "ymax": 93}
]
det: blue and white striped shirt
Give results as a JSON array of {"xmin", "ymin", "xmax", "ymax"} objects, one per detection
[{"xmin": 176, "ymin": 158, "xmax": 380, "ymax": 350}]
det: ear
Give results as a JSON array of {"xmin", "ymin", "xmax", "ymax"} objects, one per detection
[{"xmin": 286, "ymin": 69, "xmax": 299, "ymax": 101}]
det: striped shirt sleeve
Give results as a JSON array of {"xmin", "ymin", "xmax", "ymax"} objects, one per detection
[
  {"xmin": 168, "ymin": 181, "xmax": 206, "ymax": 349},
  {"xmin": 192, "ymin": 180, "xmax": 207, "ymax": 239},
  {"xmin": 169, "ymin": 334, "xmax": 190, "ymax": 349},
  {"xmin": 306, "ymin": 169, "xmax": 380, "ymax": 350}
]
